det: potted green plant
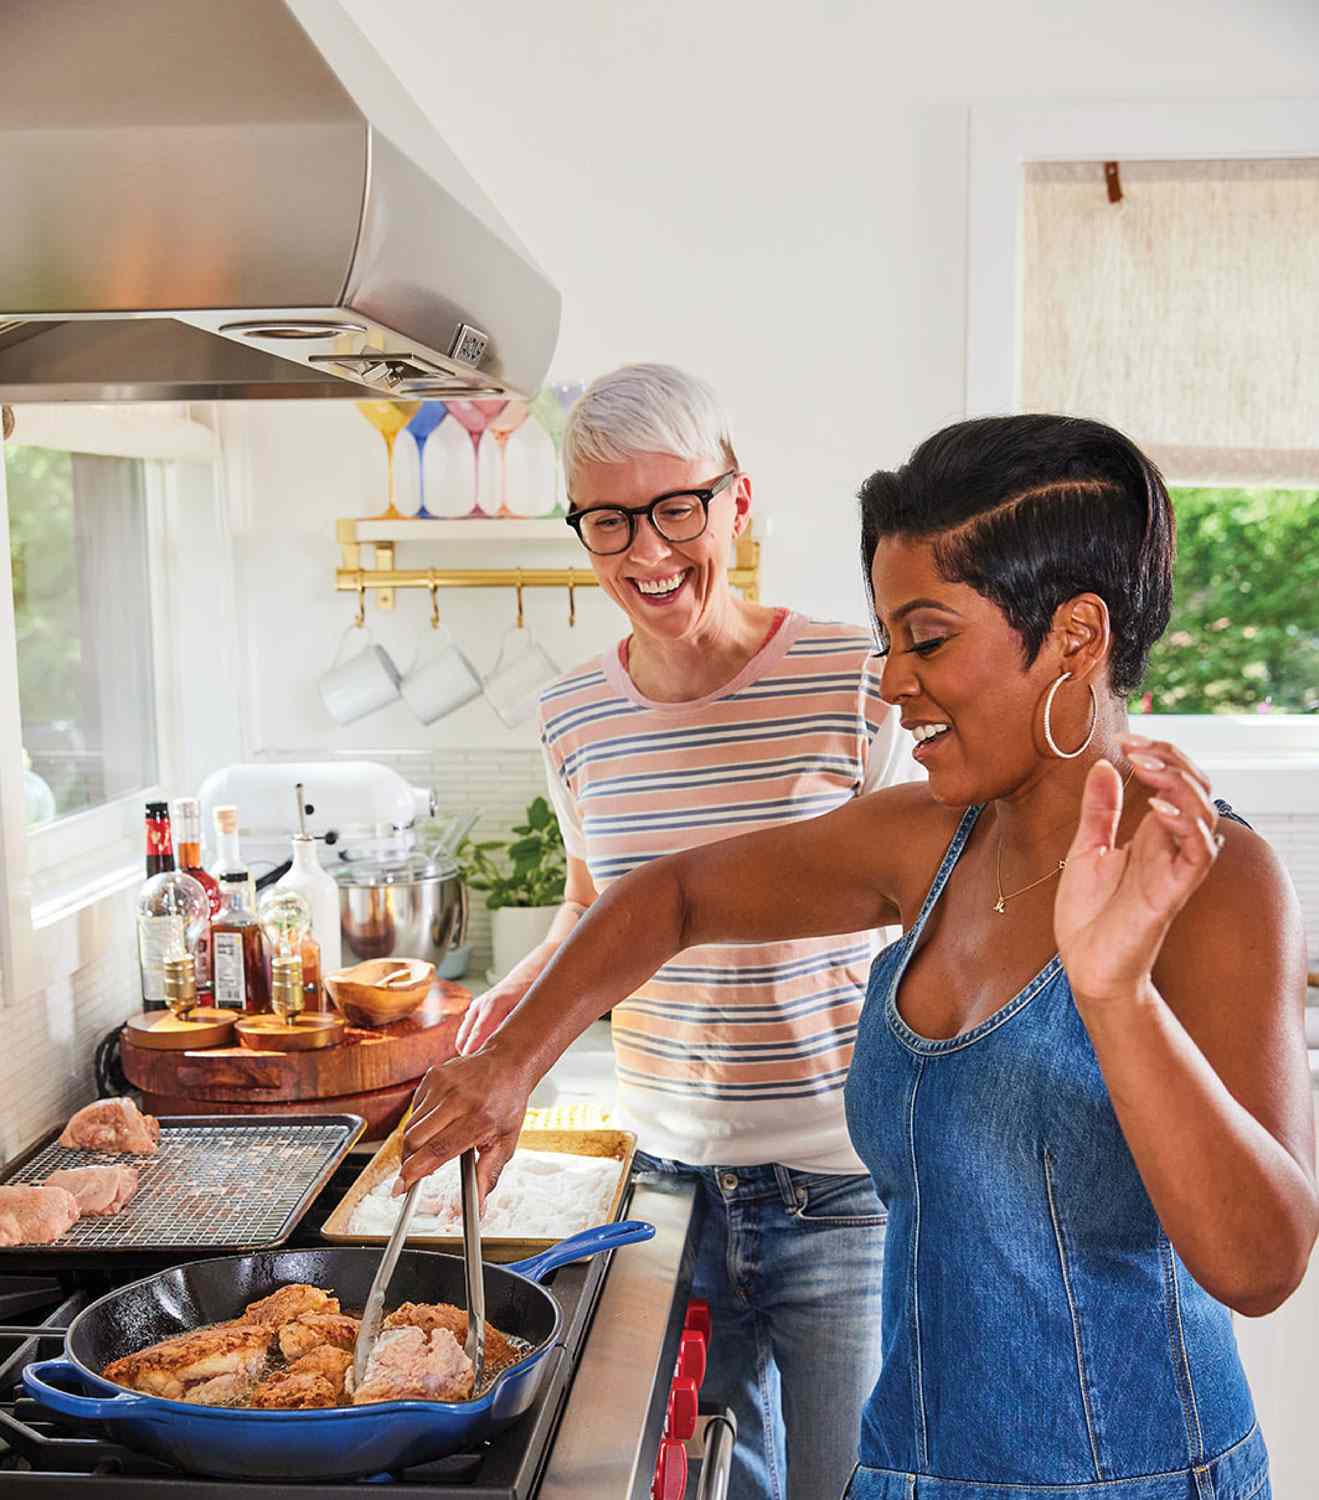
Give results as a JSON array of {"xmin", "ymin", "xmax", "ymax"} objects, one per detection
[{"xmin": 457, "ymin": 795, "xmax": 567, "ymax": 980}]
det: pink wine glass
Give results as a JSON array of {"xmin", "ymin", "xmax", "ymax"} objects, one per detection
[
  {"xmin": 487, "ymin": 400, "xmax": 531, "ymax": 517},
  {"xmin": 446, "ymin": 399, "xmax": 510, "ymax": 518}
]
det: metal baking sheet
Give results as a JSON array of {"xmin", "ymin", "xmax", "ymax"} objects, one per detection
[
  {"xmin": 0, "ymin": 1113, "xmax": 364, "ymax": 1256},
  {"xmin": 320, "ymin": 1125, "xmax": 636, "ymax": 1262}
]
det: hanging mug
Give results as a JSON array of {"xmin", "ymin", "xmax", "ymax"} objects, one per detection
[
  {"xmin": 401, "ymin": 590, "xmax": 483, "ymax": 725},
  {"xmin": 318, "ymin": 621, "xmax": 402, "ymax": 724},
  {"xmin": 483, "ymin": 623, "xmax": 561, "ymax": 728}
]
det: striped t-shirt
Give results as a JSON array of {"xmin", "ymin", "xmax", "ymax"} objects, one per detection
[{"xmin": 539, "ymin": 613, "xmax": 916, "ymax": 1172}]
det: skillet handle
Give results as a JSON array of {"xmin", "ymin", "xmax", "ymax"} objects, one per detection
[
  {"xmin": 507, "ymin": 1220, "xmax": 655, "ymax": 1283},
  {"xmin": 23, "ymin": 1358, "xmax": 147, "ymax": 1419}
]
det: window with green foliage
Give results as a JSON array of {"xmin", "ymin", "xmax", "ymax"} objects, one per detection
[
  {"xmin": 1136, "ymin": 486, "xmax": 1318, "ymax": 715},
  {"xmin": 5, "ymin": 444, "xmax": 158, "ymax": 824}
]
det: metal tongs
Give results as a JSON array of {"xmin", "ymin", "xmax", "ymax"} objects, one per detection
[{"xmin": 351, "ymin": 1150, "xmax": 486, "ymax": 1394}]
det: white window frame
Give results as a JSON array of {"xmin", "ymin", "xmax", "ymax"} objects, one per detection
[
  {"xmin": 0, "ymin": 431, "xmax": 225, "ymax": 1003},
  {"xmin": 966, "ymin": 98, "xmax": 1319, "ymax": 805}
]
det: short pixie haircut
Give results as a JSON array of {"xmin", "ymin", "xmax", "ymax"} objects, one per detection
[
  {"xmin": 858, "ymin": 415, "xmax": 1175, "ymax": 695},
  {"xmin": 562, "ymin": 363, "xmax": 739, "ymax": 483}
]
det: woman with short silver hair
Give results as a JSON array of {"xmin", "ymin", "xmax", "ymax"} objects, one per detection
[{"xmin": 453, "ymin": 362, "xmax": 916, "ymax": 1499}]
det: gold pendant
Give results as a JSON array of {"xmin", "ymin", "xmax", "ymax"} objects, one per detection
[{"xmin": 993, "ymin": 898, "xmax": 1006, "ymax": 914}]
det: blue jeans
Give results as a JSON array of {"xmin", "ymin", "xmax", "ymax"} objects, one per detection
[{"xmin": 634, "ymin": 1150, "xmax": 887, "ymax": 1500}]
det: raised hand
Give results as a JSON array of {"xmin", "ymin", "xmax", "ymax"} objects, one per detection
[
  {"xmin": 455, "ymin": 982, "xmax": 526, "ymax": 1056},
  {"xmin": 1054, "ymin": 736, "xmax": 1222, "ymax": 1006}
]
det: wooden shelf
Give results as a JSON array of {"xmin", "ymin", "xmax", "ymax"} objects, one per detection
[{"xmin": 352, "ymin": 517, "xmax": 572, "ymax": 543}]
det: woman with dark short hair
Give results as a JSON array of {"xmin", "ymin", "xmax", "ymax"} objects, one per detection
[{"xmin": 404, "ymin": 414, "xmax": 1316, "ymax": 1500}]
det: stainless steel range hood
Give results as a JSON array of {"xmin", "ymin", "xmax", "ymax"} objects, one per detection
[{"xmin": 0, "ymin": 0, "xmax": 560, "ymax": 403}]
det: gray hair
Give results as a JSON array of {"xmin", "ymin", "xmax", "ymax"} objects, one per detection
[{"xmin": 561, "ymin": 363, "xmax": 739, "ymax": 484}]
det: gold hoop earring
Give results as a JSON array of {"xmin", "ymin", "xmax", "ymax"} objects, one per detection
[{"xmin": 1042, "ymin": 671, "xmax": 1097, "ymax": 759}]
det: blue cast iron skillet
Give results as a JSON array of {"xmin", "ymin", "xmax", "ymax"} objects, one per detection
[{"xmin": 23, "ymin": 1220, "xmax": 654, "ymax": 1481}]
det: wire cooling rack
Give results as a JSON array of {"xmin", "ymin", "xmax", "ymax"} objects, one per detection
[{"xmin": 0, "ymin": 1115, "xmax": 363, "ymax": 1253}]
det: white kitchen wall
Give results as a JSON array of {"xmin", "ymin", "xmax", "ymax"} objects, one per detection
[{"xmin": 5, "ymin": 2, "xmax": 1318, "ymax": 1477}]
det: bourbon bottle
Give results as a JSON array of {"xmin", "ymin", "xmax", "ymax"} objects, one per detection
[{"xmin": 211, "ymin": 872, "xmax": 269, "ymax": 1013}]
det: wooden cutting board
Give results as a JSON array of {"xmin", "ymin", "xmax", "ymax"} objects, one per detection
[{"xmin": 121, "ymin": 980, "xmax": 470, "ymax": 1108}]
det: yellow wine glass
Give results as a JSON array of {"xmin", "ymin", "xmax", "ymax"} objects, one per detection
[{"xmin": 356, "ymin": 400, "xmax": 422, "ymax": 520}]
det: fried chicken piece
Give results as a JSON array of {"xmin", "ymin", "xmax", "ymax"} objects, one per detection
[
  {"xmin": 250, "ymin": 1370, "xmax": 338, "ymax": 1409},
  {"xmin": 102, "ymin": 1324, "xmax": 270, "ymax": 1399},
  {"xmin": 383, "ymin": 1301, "xmax": 521, "ymax": 1376},
  {"xmin": 277, "ymin": 1311, "xmax": 360, "ymax": 1363},
  {"xmin": 239, "ymin": 1283, "xmax": 339, "ymax": 1327},
  {"xmin": 288, "ymin": 1344, "xmax": 353, "ymax": 1398},
  {"xmin": 350, "ymin": 1325, "xmax": 473, "ymax": 1405},
  {"xmin": 58, "ymin": 1097, "xmax": 159, "ymax": 1155},
  {"xmin": 181, "ymin": 1369, "xmax": 260, "ymax": 1407},
  {"xmin": 46, "ymin": 1165, "xmax": 139, "ymax": 1216},
  {"xmin": 0, "ymin": 1184, "xmax": 80, "ymax": 1247}
]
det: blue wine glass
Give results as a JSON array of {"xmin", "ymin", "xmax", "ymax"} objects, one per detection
[{"xmin": 406, "ymin": 401, "xmax": 449, "ymax": 519}]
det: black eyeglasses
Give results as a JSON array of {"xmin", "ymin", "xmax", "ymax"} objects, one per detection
[{"xmin": 564, "ymin": 470, "xmax": 738, "ymax": 555}]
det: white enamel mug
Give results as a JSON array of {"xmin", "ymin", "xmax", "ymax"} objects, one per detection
[
  {"xmin": 401, "ymin": 624, "xmax": 483, "ymax": 725},
  {"xmin": 319, "ymin": 625, "xmax": 402, "ymax": 724},
  {"xmin": 482, "ymin": 625, "xmax": 560, "ymax": 729}
]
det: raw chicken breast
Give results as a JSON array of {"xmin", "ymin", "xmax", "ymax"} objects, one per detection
[
  {"xmin": 350, "ymin": 1325, "xmax": 474, "ymax": 1405},
  {"xmin": 0, "ymin": 1184, "xmax": 80, "ymax": 1246},
  {"xmin": 47, "ymin": 1165, "xmax": 139, "ymax": 1216},
  {"xmin": 58, "ymin": 1097, "xmax": 160, "ymax": 1155}
]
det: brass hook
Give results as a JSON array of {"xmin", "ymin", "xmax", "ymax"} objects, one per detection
[
  {"xmin": 354, "ymin": 576, "xmax": 366, "ymax": 628},
  {"xmin": 515, "ymin": 569, "xmax": 525, "ymax": 630},
  {"xmin": 566, "ymin": 568, "xmax": 577, "ymax": 628},
  {"xmin": 428, "ymin": 569, "xmax": 440, "ymax": 629}
]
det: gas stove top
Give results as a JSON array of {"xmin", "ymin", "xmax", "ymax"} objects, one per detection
[{"xmin": 0, "ymin": 1164, "xmax": 611, "ymax": 1500}]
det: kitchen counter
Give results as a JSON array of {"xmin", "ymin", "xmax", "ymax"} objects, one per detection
[{"xmin": 540, "ymin": 1175, "xmax": 702, "ymax": 1500}]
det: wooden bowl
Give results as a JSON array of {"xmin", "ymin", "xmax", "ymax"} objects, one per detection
[{"xmin": 323, "ymin": 958, "xmax": 435, "ymax": 1027}]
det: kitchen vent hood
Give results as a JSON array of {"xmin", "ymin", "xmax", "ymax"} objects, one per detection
[{"xmin": 0, "ymin": 0, "xmax": 560, "ymax": 403}]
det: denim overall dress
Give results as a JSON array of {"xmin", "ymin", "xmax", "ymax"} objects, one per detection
[{"xmin": 843, "ymin": 804, "xmax": 1269, "ymax": 1500}]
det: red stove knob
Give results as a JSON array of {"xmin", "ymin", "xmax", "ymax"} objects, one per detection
[
  {"xmin": 667, "ymin": 1375, "xmax": 699, "ymax": 1440},
  {"xmin": 678, "ymin": 1327, "xmax": 707, "ymax": 1387},
  {"xmin": 652, "ymin": 1435, "xmax": 688, "ymax": 1500},
  {"xmin": 684, "ymin": 1298, "xmax": 711, "ymax": 1341}
]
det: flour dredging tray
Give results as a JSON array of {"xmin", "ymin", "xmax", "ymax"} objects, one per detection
[{"xmin": 320, "ymin": 1123, "xmax": 635, "ymax": 1262}]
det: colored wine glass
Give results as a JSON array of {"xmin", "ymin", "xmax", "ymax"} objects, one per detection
[
  {"xmin": 405, "ymin": 401, "xmax": 448, "ymax": 519},
  {"xmin": 529, "ymin": 381, "xmax": 584, "ymax": 517},
  {"xmin": 445, "ymin": 398, "xmax": 509, "ymax": 518},
  {"xmin": 356, "ymin": 400, "xmax": 421, "ymax": 520},
  {"xmin": 487, "ymin": 399, "xmax": 530, "ymax": 517}
]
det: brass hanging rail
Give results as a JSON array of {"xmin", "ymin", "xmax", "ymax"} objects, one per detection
[{"xmin": 333, "ymin": 534, "xmax": 761, "ymax": 605}]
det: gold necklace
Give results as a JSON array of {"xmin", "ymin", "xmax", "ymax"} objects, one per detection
[{"xmin": 992, "ymin": 766, "xmax": 1136, "ymax": 915}]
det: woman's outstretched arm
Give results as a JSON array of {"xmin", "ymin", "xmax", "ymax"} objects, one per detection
[
  {"xmin": 1057, "ymin": 740, "xmax": 1318, "ymax": 1315},
  {"xmin": 399, "ymin": 783, "xmax": 917, "ymax": 1197}
]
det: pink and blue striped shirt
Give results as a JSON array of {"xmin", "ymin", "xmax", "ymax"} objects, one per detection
[{"xmin": 540, "ymin": 612, "xmax": 915, "ymax": 1171}]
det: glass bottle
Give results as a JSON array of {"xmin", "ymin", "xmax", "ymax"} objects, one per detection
[
  {"xmin": 275, "ymin": 836, "xmax": 342, "ymax": 976},
  {"xmin": 144, "ymin": 800, "xmax": 175, "ymax": 877},
  {"xmin": 171, "ymin": 797, "xmax": 220, "ymax": 995},
  {"xmin": 208, "ymin": 804, "xmax": 256, "ymax": 913},
  {"xmin": 137, "ymin": 855, "xmax": 209, "ymax": 1013},
  {"xmin": 211, "ymin": 871, "xmax": 269, "ymax": 1013}
]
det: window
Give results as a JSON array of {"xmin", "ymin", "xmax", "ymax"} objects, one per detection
[
  {"xmin": 5, "ymin": 445, "xmax": 158, "ymax": 826},
  {"xmin": 1138, "ymin": 486, "xmax": 1319, "ymax": 716}
]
